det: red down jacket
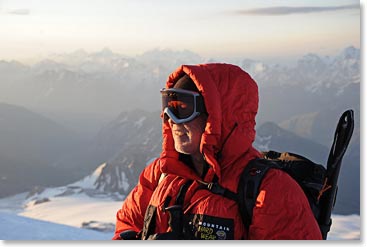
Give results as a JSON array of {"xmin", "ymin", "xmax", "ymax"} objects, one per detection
[{"xmin": 113, "ymin": 63, "xmax": 322, "ymax": 240}]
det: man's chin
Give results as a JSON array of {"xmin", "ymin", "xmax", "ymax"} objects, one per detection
[{"xmin": 175, "ymin": 145, "xmax": 193, "ymax": 155}]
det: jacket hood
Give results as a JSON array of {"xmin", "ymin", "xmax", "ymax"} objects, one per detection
[{"xmin": 160, "ymin": 63, "xmax": 260, "ymax": 189}]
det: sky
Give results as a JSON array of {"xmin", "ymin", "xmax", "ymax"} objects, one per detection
[{"xmin": 0, "ymin": 0, "xmax": 361, "ymax": 63}]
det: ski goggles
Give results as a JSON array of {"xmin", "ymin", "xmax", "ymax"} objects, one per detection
[{"xmin": 160, "ymin": 88, "xmax": 206, "ymax": 124}]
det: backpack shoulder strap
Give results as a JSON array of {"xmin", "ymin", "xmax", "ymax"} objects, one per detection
[
  {"xmin": 238, "ymin": 158, "xmax": 280, "ymax": 230},
  {"xmin": 195, "ymin": 156, "xmax": 282, "ymax": 231}
]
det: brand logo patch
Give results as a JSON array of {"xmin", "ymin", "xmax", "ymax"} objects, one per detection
[{"xmin": 186, "ymin": 214, "xmax": 234, "ymax": 240}]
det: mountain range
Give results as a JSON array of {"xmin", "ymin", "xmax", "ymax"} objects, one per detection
[{"xmin": 0, "ymin": 46, "xmax": 358, "ymax": 131}]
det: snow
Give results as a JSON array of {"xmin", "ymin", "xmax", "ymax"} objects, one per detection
[
  {"xmin": 0, "ymin": 212, "xmax": 111, "ymax": 240},
  {"xmin": 328, "ymin": 214, "xmax": 360, "ymax": 240},
  {"xmin": 0, "ymin": 168, "xmax": 123, "ymax": 236},
  {"xmin": 19, "ymin": 194, "xmax": 121, "ymax": 229}
]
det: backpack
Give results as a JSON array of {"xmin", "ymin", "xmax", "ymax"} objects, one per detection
[
  {"xmin": 202, "ymin": 110, "xmax": 354, "ymax": 240},
  {"xmin": 237, "ymin": 151, "xmax": 327, "ymax": 237}
]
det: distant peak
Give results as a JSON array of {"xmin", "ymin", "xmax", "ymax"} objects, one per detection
[
  {"xmin": 96, "ymin": 47, "xmax": 114, "ymax": 55},
  {"xmin": 340, "ymin": 46, "xmax": 360, "ymax": 59}
]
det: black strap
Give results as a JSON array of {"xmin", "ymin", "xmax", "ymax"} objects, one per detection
[
  {"xmin": 142, "ymin": 179, "xmax": 193, "ymax": 240},
  {"xmin": 197, "ymin": 162, "xmax": 275, "ymax": 230},
  {"xmin": 197, "ymin": 180, "xmax": 238, "ymax": 202},
  {"xmin": 238, "ymin": 159, "xmax": 276, "ymax": 230},
  {"xmin": 175, "ymin": 180, "xmax": 193, "ymax": 205},
  {"xmin": 141, "ymin": 205, "xmax": 158, "ymax": 240},
  {"xmin": 119, "ymin": 230, "xmax": 140, "ymax": 240}
]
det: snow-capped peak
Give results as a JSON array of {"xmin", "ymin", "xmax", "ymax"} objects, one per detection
[{"xmin": 70, "ymin": 162, "xmax": 107, "ymax": 189}]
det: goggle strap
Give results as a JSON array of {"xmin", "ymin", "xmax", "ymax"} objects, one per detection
[{"xmin": 196, "ymin": 95, "xmax": 206, "ymax": 113}]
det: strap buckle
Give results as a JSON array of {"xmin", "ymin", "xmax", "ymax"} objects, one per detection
[{"xmin": 207, "ymin": 182, "xmax": 226, "ymax": 195}]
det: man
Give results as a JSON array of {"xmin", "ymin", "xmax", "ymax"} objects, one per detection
[{"xmin": 113, "ymin": 63, "xmax": 322, "ymax": 240}]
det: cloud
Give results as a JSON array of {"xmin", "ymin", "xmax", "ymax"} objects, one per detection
[
  {"xmin": 7, "ymin": 9, "xmax": 30, "ymax": 15},
  {"xmin": 234, "ymin": 4, "xmax": 359, "ymax": 16}
]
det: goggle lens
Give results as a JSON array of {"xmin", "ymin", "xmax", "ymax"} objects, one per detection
[
  {"xmin": 161, "ymin": 88, "xmax": 204, "ymax": 124},
  {"xmin": 162, "ymin": 92, "xmax": 195, "ymax": 119}
]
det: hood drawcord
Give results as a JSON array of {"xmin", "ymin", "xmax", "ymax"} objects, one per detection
[{"xmin": 215, "ymin": 122, "xmax": 238, "ymax": 160}]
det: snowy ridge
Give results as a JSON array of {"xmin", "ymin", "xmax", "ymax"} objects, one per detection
[
  {"xmin": 0, "ymin": 165, "xmax": 124, "ymax": 234},
  {"xmin": 240, "ymin": 46, "xmax": 360, "ymax": 95},
  {"xmin": 0, "ymin": 162, "xmax": 128, "ymax": 233},
  {"xmin": 18, "ymin": 162, "xmax": 127, "ymax": 201},
  {"xmin": 70, "ymin": 162, "xmax": 107, "ymax": 189},
  {"xmin": 0, "ymin": 46, "xmax": 359, "ymax": 125}
]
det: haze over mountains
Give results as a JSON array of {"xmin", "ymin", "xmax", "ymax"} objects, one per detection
[
  {"xmin": 0, "ymin": 46, "xmax": 360, "ymax": 216},
  {"xmin": 0, "ymin": 103, "xmax": 87, "ymax": 197}
]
